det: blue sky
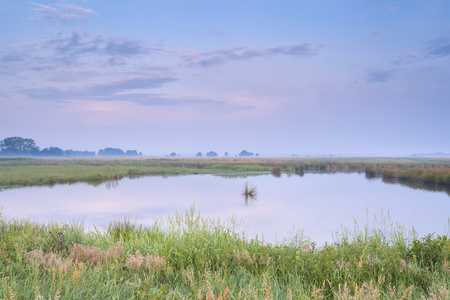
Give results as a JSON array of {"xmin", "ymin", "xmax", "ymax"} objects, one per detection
[{"xmin": 1, "ymin": 1, "xmax": 449, "ymax": 156}]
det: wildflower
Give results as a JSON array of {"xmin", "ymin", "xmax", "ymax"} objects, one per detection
[
  {"xmin": 296, "ymin": 255, "xmax": 300, "ymax": 260},
  {"xmin": 413, "ymin": 255, "xmax": 417, "ymax": 259},
  {"xmin": 296, "ymin": 250, "xmax": 300, "ymax": 255}
]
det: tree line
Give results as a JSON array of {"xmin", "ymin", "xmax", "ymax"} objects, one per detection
[{"xmin": 0, "ymin": 137, "xmax": 141, "ymax": 157}]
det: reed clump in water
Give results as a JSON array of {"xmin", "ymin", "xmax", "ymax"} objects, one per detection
[
  {"xmin": 242, "ymin": 182, "xmax": 257, "ymax": 198},
  {"xmin": 241, "ymin": 182, "xmax": 258, "ymax": 206}
]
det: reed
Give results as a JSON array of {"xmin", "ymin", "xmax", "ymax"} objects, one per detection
[
  {"xmin": 242, "ymin": 182, "xmax": 258, "ymax": 199},
  {"xmin": 2, "ymin": 157, "xmax": 450, "ymax": 189},
  {"xmin": 0, "ymin": 208, "xmax": 449, "ymax": 299}
]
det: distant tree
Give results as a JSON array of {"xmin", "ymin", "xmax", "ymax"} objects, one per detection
[
  {"xmin": 170, "ymin": 152, "xmax": 177, "ymax": 157},
  {"xmin": 255, "ymin": 153, "xmax": 260, "ymax": 157},
  {"xmin": 0, "ymin": 137, "xmax": 40, "ymax": 156},
  {"xmin": 64, "ymin": 150, "xmax": 96, "ymax": 157},
  {"xmin": 239, "ymin": 150, "xmax": 254, "ymax": 157},
  {"xmin": 40, "ymin": 147, "xmax": 63, "ymax": 156},
  {"xmin": 98, "ymin": 148, "xmax": 125, "ymax": 156},
  {"xmin": 196, "ymin": 152, "xmax": 203, "ymax": 157},
  {"xmin": 126, "ymin": 150, "xmax": 138, "ymax": 156},
  {"xmin": 224, "ymin": 152, "xmax": 229, "ymax": 157},
  {"xmin": 206, "ymin": 151, "xmax": 218, "ymax": 157}
]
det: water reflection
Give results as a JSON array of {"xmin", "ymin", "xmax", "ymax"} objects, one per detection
[
  {"xmin": 1, "ymin": 173, "xmax": 449, "ymax": 245},
  {"xmin": 104, "ymin": 180, "xmax": 119, "ymax": 190},
  {"xmin": 214, "ymin": 172, "xmax": 270, "ymax": 179},
  {"xmin": 365, "ymin": 174, "xmax": 450, "ymax": 197}
]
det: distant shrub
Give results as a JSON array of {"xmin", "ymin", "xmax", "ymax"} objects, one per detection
[{"xmin": 87, "ymin": 171, "xmax": 105, "ymax": 181}]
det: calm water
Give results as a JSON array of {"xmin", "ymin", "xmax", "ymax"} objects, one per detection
[{"xmin": 1, "ymin": 173, "xmax": 449, "ymax": 244}]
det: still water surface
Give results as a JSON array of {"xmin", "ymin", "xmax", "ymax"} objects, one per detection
[{"xmin": 1, "ymin": 173, "xmax": 449, "ymax": 244}]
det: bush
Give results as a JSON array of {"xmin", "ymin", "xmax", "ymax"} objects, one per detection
[{"xmin": 409, "ymin": 234, "xmax": 450, "ymax": 269}]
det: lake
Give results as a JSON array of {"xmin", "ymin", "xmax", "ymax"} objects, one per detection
[{"xmin": 0, "ymin": 172, "xmax": 449, "ymax": 245}]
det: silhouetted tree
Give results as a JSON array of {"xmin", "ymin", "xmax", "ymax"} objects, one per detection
[
  {"xmin": 170, "ymin": 152, "xmax": 177, "ymax": 157},
  {"xmin": 196, "ymin": 152, "xmax": 203, "ymax": 157},
  {"xmin": 206, "ymin": 151, "xmax": 218, "ymax": 157},
  {"xmin": 40, "ymin": 147, "xmax": 64, "ymax": 156},
  {"xmin": 239, "ymin": 150, "xmax": 254, "ymax": 157},
  {"xmin": 126, "ymin": 150, "xmax": 138, "ymax": 156},
  {"xmin": 224, "ymin": 152, "xmax": 229, "ymax": 157},
  {"xmin": 98, "ymin": 148, "xmax": 125, "ymax": 156},
  {"xmin": 0, "ymin": 137, "xmax": 40, "ymax": 156},
  {"xmin": 64, "ymin": 150, "xmax": 96, "ymax": 157}
]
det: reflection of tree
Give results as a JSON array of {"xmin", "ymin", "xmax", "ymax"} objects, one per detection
[
  {"xmin": 105, "ymin": 180, "xmax": 119, "ymax": 190},
  {"xmin": 241, "ymin": 182, "xmax": 257, "ymax": 206},
  {"xmin": 215, "ymin": 172, "xmax": 270, "ymax": 179},
  {"xmin": 366, "ymin": 174, "xmax": 450, "ymax": 197}
]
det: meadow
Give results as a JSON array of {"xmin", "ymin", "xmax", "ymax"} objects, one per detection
[{"xmin": 1, "ymin": 157, "xmax": 450, "ymax": 299}]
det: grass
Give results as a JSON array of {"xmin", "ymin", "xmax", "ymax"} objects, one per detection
[
  {"xmin": 0, "ymin": 207, "xmax": 449, "ymax": 299},
  {"xmin": 2, "ymin": 156, "xmax": 450, "ymax": 191},
  {"xmin": 365, "ymin": 164, "xmax": 450, "ymax": 191}
]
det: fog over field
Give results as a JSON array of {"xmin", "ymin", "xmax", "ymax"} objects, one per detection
[{"xmin": 1, "ymin": 1, "xmax": 449, "ymax": 156}]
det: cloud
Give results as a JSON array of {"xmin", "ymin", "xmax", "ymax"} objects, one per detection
[
  {"xmin": 20, "ymin": 76, "xmax": 177, "ymax": 102},
  {"xmin": 424, "ymin": 38, "xmax": 450, "ymax": 58},
  {"xmin": 268, "ymin": 44, "xmax": 320, "ymax": 56},
  {"xmin": 88, "ymin": 76, "xmax": 177, "ymax": 95},
  {"xmin": 184, "ymin": 43, "xmax": 322, "ymax": 67},
  {"xmin": 365, "ymin": 69, "xmax": 395, "ymax": 83},
  {"xmin": 386, "ymin": 6, "xmax": 398, "ymax": 12},
  {"xmin": 372, "ymin": 31, "xmax": 385, "ymax": 37},
  {"xmin": 29, "ymin": 2, "xmax": 96, "ymax": 24},
  {"xmin": 108, "ymin": 93, "xmax": 222, "ymax": 107},
  {"xmin": 0, "ymin": 31, "xmax": 154, "ymax": 73},
  {"xmin": 394, "ymin": 38, "xmax": 450, "ymax": 64},
  {"xmin": 44, "ymin": 31, "xmax": 149, "ymax": 57}
]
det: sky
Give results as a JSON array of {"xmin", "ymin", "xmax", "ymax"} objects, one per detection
[{"xmin": 1, "ymin": 1, "xmax": 449, "ymax": 157}]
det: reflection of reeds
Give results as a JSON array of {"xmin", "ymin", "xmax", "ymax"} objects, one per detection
[
  {"xmin": 272, "ymin": 166, "xmax": 281, "ymax": 177},
  {"xmin": 242, "ymin": 182, "xmax": 257, "ymax": 205}
]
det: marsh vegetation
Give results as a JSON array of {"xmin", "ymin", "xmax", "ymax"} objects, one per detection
[
  {"xmin": 241, "ymin": 182, "xmax": 258, "ymax": 206},
  {"xmin": 0, "ymin": 208, "xmax": 449, "ymax": 299},
  {"xmin": 1, "ymin": 157, "xmax": 450, "ymax": 298},
  {"xmin": 1, "ymin": 157, "xmax": 450, "ymax": 191}
]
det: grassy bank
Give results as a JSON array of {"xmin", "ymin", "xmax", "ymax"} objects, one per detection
[
  {"xmin": 2, "ymin": 157, "xmax": 450, "ymax": 189},
  {"xmin": 0, "ymin": 208, "xmax": 449, "ymax": 299},
  {"xmin": 365, "ymin": 165, "xmax": 450, "ymax": 187}
]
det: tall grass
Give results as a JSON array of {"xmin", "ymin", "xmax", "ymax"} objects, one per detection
[
  {"xmin": 0, "ymin": 208, "xmax": 449, "ymax": 299},
  {"xmin": 365, "ymin": 165, "xmax": 450, "ymax": 186}
]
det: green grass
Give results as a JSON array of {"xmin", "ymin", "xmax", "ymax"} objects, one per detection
[
  {"xmin": 2, "ymin": 157, "xmax": 450, "ymax": 190},
  {"xmin": 1, "ymin": 208, "xmax": 449, "ymax": 299},
  {"xmin": 365, "ymin": 164, "xmax": 450, "ymax": 188}
]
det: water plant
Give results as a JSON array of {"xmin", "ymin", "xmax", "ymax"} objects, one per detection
[{"xmin": 241, "ymin": 181, "xmax": 258, "ymax": 205}]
